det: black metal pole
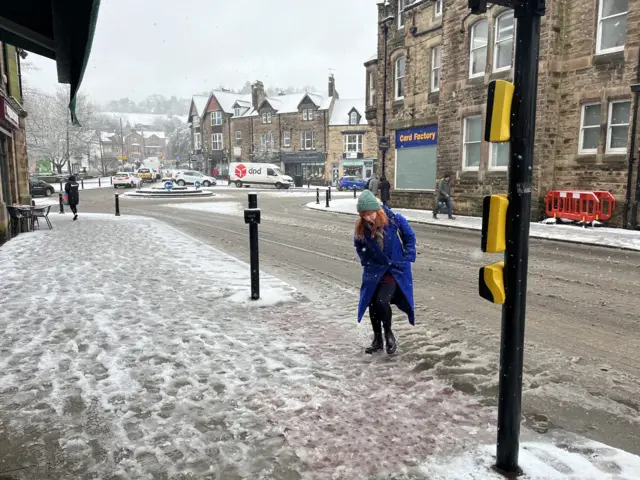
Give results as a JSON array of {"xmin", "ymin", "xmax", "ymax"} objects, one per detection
[
  {"xmin": 59, "ymin": 180, "xmax": 63, "ymax": 192},
  {"xmin": 316, "ymin": 187, "xmax": 320, "ymax": 205},
  {"xmin": 328, "ymin": 186, "xmax": 332, "ymax": 202},
  {"xmin": 58, "ymin": 193, "xmax": 64, "ymax": 214},
  {"xmin": 628, "ymin": 88, "xmax": 640, "ymax": 229},
  {"xmin": 381, "ymin": 22, "xmax": 389, "ymax": 177},
  {"xmin": 496, "ymin": 0, "xmax": 544, "ymax": 474},
  {"xmin": 110, "ymin": 176, "xmax": 113, "ymax": 185},
  {"xmin": 115, "ymin": 194, "xmax": 120, "ymax": 216},
  {"xmin": 99, "ymin": 177, "xmax": 101, "ymax": 187},
  {"xmin": 354, "ymin": 186, "xmax": 357, "ymax": 198},
  {"xmin": 248, "ymin": 193, "xmax": 260, "ymax": 300},
  {"xmin": 81, "ymin": 178, "xmax": 84, "ymax": 189},
  {"xmin": 326, "ymin": 189, "xmax": 330, "ymax": 208}
]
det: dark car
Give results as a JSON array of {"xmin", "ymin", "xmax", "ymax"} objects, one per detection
[
  {"xmin": 338, "ymin": 176, "xmax": 367, "ymax": 191},
  {"xmin": 30, "ymin": 178, "xmax": 56, "ymax": 197}
]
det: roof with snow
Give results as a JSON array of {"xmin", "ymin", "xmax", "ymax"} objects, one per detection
[
  {"xmin": 143, "ymin": 131, "xmax": 166, "ymax": 140},
  {"xmin": 329, "ymin": 99, "xmax": 368, "ymax": 126},
  {"xmin": 191, "ymin": 95, "xmax": 209, "ymax": 118},
  {"xmin": 210, "ymin": 91, "xmax": 252, "ymax": 114},
  {"xmin": 102, "ymin": 112, "xmax": 187, "ymax": 127},
  {"xmin": 259, "ymin": 91, "xmax": 333, "ymax": 116}
]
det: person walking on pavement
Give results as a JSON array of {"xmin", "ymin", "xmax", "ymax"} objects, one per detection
[
  {"xmin": 354, "ymin": 190, "xmax": 416, "ymax": 355},
  {"xmin": 367, "ymin": 174, "xmax": 380, "ymax": 196},
  {"xmin": 434, "ymin": 173, "xmax": 455, "ymax": 220},
  {"xmin": 379, "ymin": 175, "xmax": 391, "ymax": 206},
  {"xmin": 65, "ymin": 175, "xmax": 80, "ymax": 221}
]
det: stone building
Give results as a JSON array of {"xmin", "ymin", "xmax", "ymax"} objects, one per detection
[
  {"xmin": 189, "ymin": 76, "xmax": 369, "ymax": 183},
  {"xmin": 0, "ymin": 42, "xmax": 29, "ymax": 244},
  {"xmin": 124, "ymin": 130, "xmax": 167, "ymax": 163},
  {"xmin": 367, "ymin": 0, "xmax": 640, "ymax": 223},
  {"xmin": 327, "ymin": 98, "xmax": 377, "ymax": 185}
]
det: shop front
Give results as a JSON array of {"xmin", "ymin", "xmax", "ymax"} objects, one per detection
[
  {"xmin": 339, "ymin": 159, "xmax": 374, "ymax": 180},
  {"xmin": 0, "ymin": 96, "xmax": 22, "ymax": 243},
  {"xmin": 282, "ymin": 152, "xmax": 326, "ymax": 185},
  {"xmin": 394, "ymin": 124, "xmax": 438, "ymax": 190}
]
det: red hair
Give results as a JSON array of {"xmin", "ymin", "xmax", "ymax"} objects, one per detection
[{"xmin": 355, "ymin": 209, "xmax": 388, "ymax": 239}]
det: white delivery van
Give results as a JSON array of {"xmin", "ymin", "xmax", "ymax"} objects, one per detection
[
  {"xmin": 142, "ymin": 157, "xmax": 162, "ymax": 180},
  {"xmin": 229, "ymin": 162, "xmax": 293, "ymax": 189}
]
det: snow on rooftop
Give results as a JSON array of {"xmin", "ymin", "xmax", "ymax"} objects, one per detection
[
  {"xmin": 211, "ymin": 90, "xmax": 252, "ymax": 114},
  {"xmin": 329, "ymin": 98, "xmax": 367, "ymax": 126},
  {"xmin": 191, "ymin": 94, "xmax": 209, "ymax": 117},
  {"xmin": 102, "ymin": 111, "xmax": 186, "ymax": 127}
]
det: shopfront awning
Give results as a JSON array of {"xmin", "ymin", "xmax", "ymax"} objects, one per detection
[{"xmin": 0, "ymin": 1, "xmax": 101, "ymax": 126}]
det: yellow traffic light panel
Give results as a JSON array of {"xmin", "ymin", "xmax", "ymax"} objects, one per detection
[
  {"xmin": 481, "ymin": 194, "xmax": 508, "ymax": 253},
  {"xmin": 479, "ymin": 261, "xmax": 505, "ymax": 304},
  {"xmin": 485, "ymin": 80, "xmax": 515, "ymax": 143}
]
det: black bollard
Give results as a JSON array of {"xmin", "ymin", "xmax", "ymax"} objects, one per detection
[
  {"xmin": 59, "ymin": 180, "xmax": 63, "ymax": 192},
  {"xmin": 325, "ymin": 189, "xmax": 330, "ymax": 208},
  {"xmin": 354, "ymin": 187, "xmax": 357, "ymax": 199},
  {"xmin": 328, "ymin": 186, "xmax": 332, "ymax": 202},
  {"xmin": 244, "ymin": 193, "xmax": 261, "ymax": 300},
  {"xmin": 110, "ymin": 176, "xmax": 113, "ymax": 185},
  {"xmin": 81, "ymin": 178, "xmax": 84, "ymax": 189},
  {"xmin": 115, "ymin": 193, "xmax": 120, "ymax": 216},
  {"xmin": 316, "ymin": 188, "xmax": 320, "ymax": 205},
  {"xmin": 98, "ymin": 177, "xmax": 101, "ymax": 187},
  {"xmin": 58, "ymin": 192, "xmax": 64, "ymax": 214},
  {"xmin": 31, "ymin": 199, "xmax": 35, "ymax": 207}
]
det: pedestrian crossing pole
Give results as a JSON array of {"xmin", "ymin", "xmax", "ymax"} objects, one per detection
[{"xmin": 471, "ymin": 0, "xmax": 545, "ymax": 474}]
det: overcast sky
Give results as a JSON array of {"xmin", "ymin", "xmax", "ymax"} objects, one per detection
[{"xmin": 24, "ymin": 0, "xmax": 380, "ymax": 105}]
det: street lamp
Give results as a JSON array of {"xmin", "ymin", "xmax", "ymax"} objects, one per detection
[
  {"xmin": 379, "ymin": 2, "xmax": 394, "ymax": 177},
  {"xmin": 626, "ymin": 82, "xmax": 640, "ymax": 228}
]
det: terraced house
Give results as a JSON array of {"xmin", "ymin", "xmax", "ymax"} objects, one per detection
[
  {"xmin": 188, "ymin": 76, "xmax": 375, "ymax": 184},
  {"xmin": 366, "ymin": 0, "xmax": 639, "ymax": 224}
]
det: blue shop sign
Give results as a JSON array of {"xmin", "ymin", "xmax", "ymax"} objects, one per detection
[{"xmin": 396, "ymin": 124, "xmax": 438, "ymax": 149}]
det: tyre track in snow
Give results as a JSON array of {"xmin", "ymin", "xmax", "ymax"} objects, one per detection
[{"xmin": 81, "ymin": 189, "xmax": 640, "ymax": 454}]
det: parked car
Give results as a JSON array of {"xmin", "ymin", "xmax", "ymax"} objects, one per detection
[
  {"xmin": 29, "ymin": 178, "xmax": 56, "ymax": 197},
  {"xmin": 338, "ymin": 176, "xmax": 366, "ymax": 191},
  {"xmin": 112, "ymin": 172, "xmax": 141, "ymax": 189},
  {"xmin": 174, "ymin": 171, "xmax": 217, "ymax": 187}
]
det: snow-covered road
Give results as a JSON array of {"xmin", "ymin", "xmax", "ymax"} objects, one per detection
[{"xmin": 0, "ymin": 215, "xmax": 496, "ymax": 479}]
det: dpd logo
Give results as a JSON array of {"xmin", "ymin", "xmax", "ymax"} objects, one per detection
[{"xmin": 235, "ymin": 164, "xmax": 247, "ymax": 179}]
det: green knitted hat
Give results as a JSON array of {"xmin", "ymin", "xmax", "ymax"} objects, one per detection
[{"xmin": 357, "ymin": 189, "xmax": 381, "ymax": 212}]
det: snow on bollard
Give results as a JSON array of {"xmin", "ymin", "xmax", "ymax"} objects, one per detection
[
  {"xmin": 244, "ymin": 192, "xmax": 261, "ymax": 300},
  {"xmin": 115, "ymin": 193, "xmax": 121, "ymax": 217}
]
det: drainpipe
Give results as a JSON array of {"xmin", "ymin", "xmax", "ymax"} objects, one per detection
[
  {"xmin": 625, "ymin": 46, "xmax": 640, "ymax": 229},
  {"xmin": 381, "ymin": 20, "xmax": 390, "ymax": 177}
]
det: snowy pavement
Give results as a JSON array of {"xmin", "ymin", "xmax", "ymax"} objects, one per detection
[
  {"xmin": 1, "ymin": 215, "xmax": 640, "ymax": 479},
  {"xmin": 307, "ymin": 197, "xmax": 640, "ymax": 252}
]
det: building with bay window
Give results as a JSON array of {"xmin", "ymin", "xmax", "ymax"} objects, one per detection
[{"xmin": 366, "ymin": 0, "xmax": 639, "ymax": 224}]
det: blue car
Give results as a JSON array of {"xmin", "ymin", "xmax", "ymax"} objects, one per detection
[{"xmin": 338, "ymin": 176, "xmax": 367, "ymax": 191}]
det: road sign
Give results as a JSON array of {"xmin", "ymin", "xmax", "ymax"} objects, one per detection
[
  {"xmin": 194, "ymin": 181, "xmax": 201, "ymax": 189},
  {"xmin": 378, "ymin": 136, "xmax": 390, "ymax": 151},
  {"xmin": 164, "ymin": 181, "xmax": 173, "ymax": 191}
]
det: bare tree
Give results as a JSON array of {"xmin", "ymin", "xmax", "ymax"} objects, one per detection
[{"xmin": 24, "ymin": 86, "xmax": 107, "ymax": 173}]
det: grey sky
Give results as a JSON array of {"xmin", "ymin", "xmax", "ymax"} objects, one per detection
[{"xmin": 25, "ymin": 0, "xmax": 380, "ymax": 104}]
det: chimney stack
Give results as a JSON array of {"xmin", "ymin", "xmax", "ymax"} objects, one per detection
[
  {"xmin": 252, "ymin": 81, "xmax": 265, "ymax": 110},
  {"xmin": 328, "ymin": 74, "xmax": 338, "ymax": 99}
]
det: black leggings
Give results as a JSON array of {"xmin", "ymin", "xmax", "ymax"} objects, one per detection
[
  {"xmin": 69, "ymin": 204, "xmax": 77, "ymax": 215},
  {"xmin": 369, "ymin": 282, "xmax": 397, "ymax": 331}
]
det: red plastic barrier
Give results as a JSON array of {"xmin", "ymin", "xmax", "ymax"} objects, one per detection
[{"xmin": 544, "ymin": 190, "xmax": 616, "ymax": 223}]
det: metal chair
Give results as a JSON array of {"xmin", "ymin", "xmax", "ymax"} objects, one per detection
[{"xmin": 32, "ymin": 205, "xmax": 53, "ymax": 230}]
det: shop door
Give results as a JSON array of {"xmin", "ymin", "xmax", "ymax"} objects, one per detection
[{"xmin": 0, "ymin": 136, "xmax": 11, "ymax": 205}]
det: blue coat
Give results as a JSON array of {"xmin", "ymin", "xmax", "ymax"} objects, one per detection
[{"xmin": 354, "ymin": 207, "xmax": 416, "ymax": 325}]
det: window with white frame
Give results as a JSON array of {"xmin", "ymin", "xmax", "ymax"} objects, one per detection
[
  {"xmin": 283, "ymin": 129, "xmax": 291, "ymax": 147},
  {"xmin": 494, "ymin": 11, "xmax": 515, "ymax": 72},
  {"xmin": 597, "ymin": 0, "xmax": 628, "ymax": 54},
  {"xmin": 349, "ymin": 112, "xmax": 359, "ymax": 125},
  {"xmin": 368, "ymin": 71, "xmax": 376, "ymax": 107},
  {"xmin": 607, "ymin": 100, "xmax": 631, "ymax": 153},
  {"xmin": 469, "ymin": 20, "xmax": 488, "ymax": 78},
  {"xmin": 431, "ymin": 46, "xmax": 441, "ymax": 92},
  {"xmin": 302, "ymin": 108, "xmax": 314, "ymax": 121},
  {"xmin": 235, "ymin": 131, "xmax": 242, "ymax": 146},
  {"xmin": 301, "ymin": 131, "xmax": 316, "ymax": 150},
  {"xmin": 395, "ymin": 56, "xmax": 406, "ymax": 100},
  {"xmin": 262, "ymin": 112, "xmax": 272, "ymax": 124},
  {"xmin": 234, "ymin": 107, "xmax": 241, "ymax": 117},
  {"xmin": 194, "ymin": 132, "xmax": 201, "ymax": 150},
  {"xmin": 463, "ymin": 116, "xmax": 482, "ymax": 170},
  {"xmin": 579, "ymin": 103, "xmax": 601, "ymax": 153},
  {"xmin": 260, "ymin": 132, "xmax": 274, "ymax": 150},
  {"xmin": 212, "ymin": 133, "xmax": 223, "ymax": 150},
  {"xmin": 489, "ymin": 142, "xmax": 509, "ymax": 170},
  {"xmin": 435, "ymin": 0, "xmax": 442, "ymax": 17},
  {"xmin": 211, "ymin": 110, "xmax": 223, "ymax": 126},
  {"xmin": 344, "ymin": 134, "xmax": 363, "ymax": 153},
  {"xmin": 398, "ymin": 0, "xmax": 407, "ymax": 28}
]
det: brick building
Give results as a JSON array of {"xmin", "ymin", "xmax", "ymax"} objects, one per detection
[
  {"xmin": 124, "ymin": 130, "xmax": 167, "ymax": 162},
  {"xmin": 367, "ymin": 0, "xmax": 640, "ymax": 223},
  {"xmin": 188, "ymin": 76, "xmax": 375, "ymax": 183}
]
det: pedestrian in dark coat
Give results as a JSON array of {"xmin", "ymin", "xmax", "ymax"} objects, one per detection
[
  {"xmin": 64, "ymin": 175, "xmax": 80, "ymax": 220},
  {"xmin": 379, "ymin": 175, "xmax": 391, "ymax": 206},
  {"xmin": 354, "ymin": 190, "xmax": 416, "ymax": 355},
  {"xmin": 434, "ymin": 173, "xmax": 455, "ymax": 219}
]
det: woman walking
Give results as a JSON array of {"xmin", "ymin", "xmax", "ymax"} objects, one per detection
[
  {"xmin": 64, "ymin": 175, "xmax": 80, "ymax": 220},
  {"xmin": 354, "ymin": 190, "xmax": 416, "ymax": 354}
]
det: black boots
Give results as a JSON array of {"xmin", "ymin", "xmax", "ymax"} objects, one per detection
[
  {"xmin": 384, "ymin": 329, "xmax": 397, "ymax": 355},
  {"xmin": 365, "ymin": 317, "xmax": 384, "ymax": 354}
]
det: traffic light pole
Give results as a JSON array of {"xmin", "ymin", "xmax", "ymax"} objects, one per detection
[{"xmin": 496, "ymin": 0, "xmax": 545, "ymax": 474}]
